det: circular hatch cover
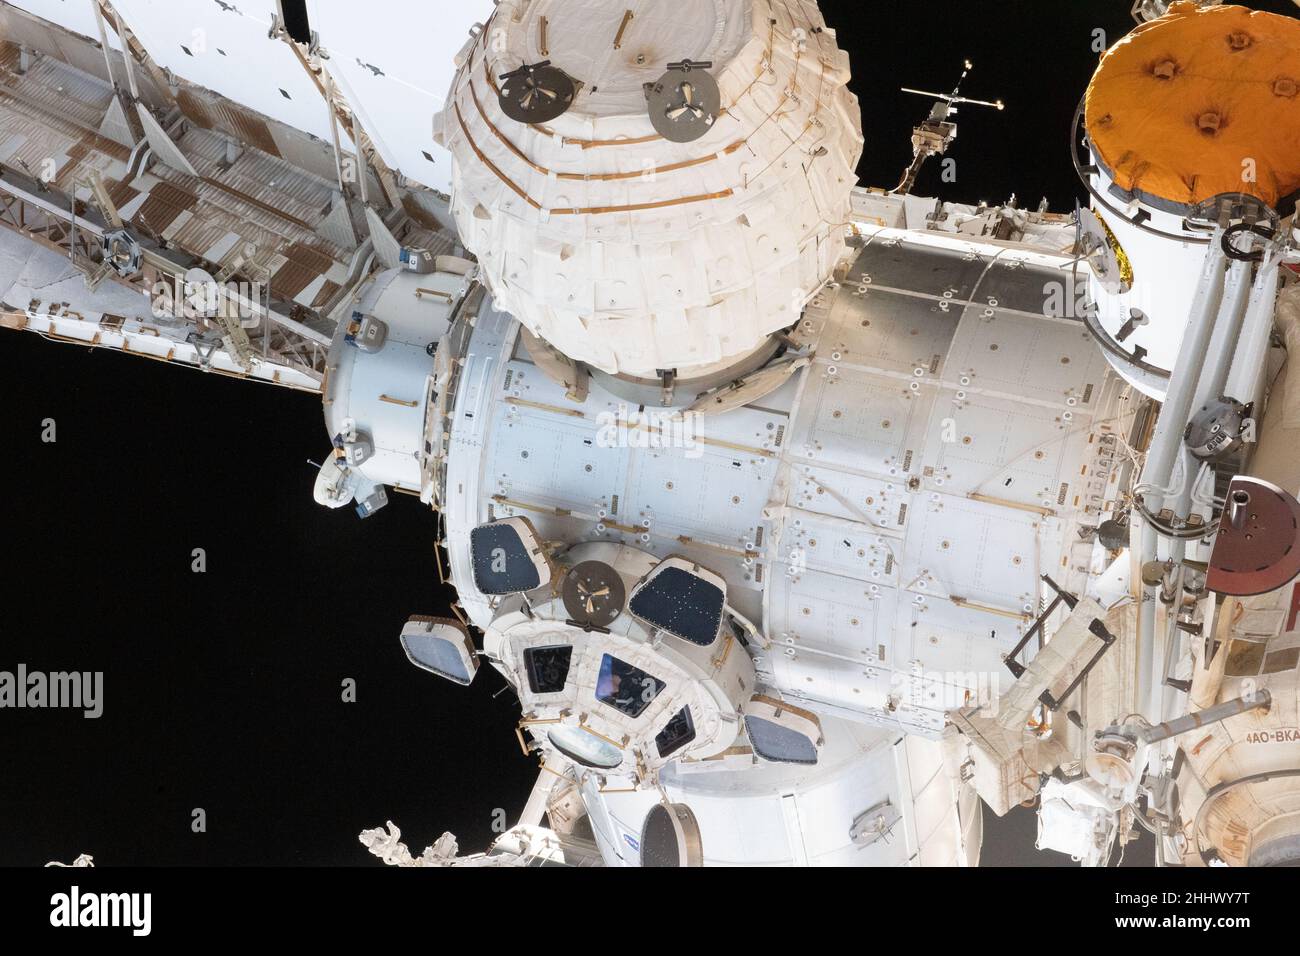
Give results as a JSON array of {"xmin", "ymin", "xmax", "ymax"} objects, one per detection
[
  {"xmin": 646, "ymin": 61, "xmax": 720, "ymax": 143},
  {"xmin": 498, "ymin": 61, "xmax": 576, "ymax": 124},
  {"xmin": 561, "ymin": 560, "xmax": 626, "ymax": 628}
]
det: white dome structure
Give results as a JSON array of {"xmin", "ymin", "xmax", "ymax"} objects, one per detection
[{"xmin": 435, "ymin": 0, "xmax": 863, "ymax": 377}]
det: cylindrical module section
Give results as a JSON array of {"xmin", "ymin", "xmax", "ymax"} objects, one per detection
[{"xmin": 1079, "ymin": 2, "xmax": 1300, "ymax": 399}]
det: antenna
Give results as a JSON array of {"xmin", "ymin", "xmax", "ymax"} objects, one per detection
[
  {"xmin": 891, "ymin": 60, "xmax": 1005, "ymax": 195},
  {"xmin": 898, "ymin": 59, "xmax": 1006, "ymax": 112}
]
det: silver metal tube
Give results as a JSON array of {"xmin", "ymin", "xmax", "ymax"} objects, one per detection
[
  {"xmin": 90, "ymin": 0, "xmax": 117, "ymax": 90},
  {"xmin": 1138, "ymin": 689, "xmax": 1271, "ymax": 744},
  {"xmin": 1139, "ymin": 230, "xmax": 1228, "ymax": 517},
  {"xmin": 1174, "ymin": 256, "xmax": 1252, "ymax": 522},
  {"xmin": 323, "ymin": 70, "xmax": 348, "ymax": 195},
  {"xmin": 1137, "ymin": 522, "xmax": 1160, "ymax": 715},
  {"xmin": 1223, "ymin": 249, "xmax": 1282, "ymax": 411},
  {"xmin": 1157, "ymin": 561, "xmax": 1187, "ymax": 726},
  {"xmin": 1228, "ymin": 488, "xmax": 1251, "ymax": 529},
  {"xmin": 110, "ymin": 9, "xmax": 140, "ymax": 100},
  {"xmin": 1190, "ymin": 256, "xmax": 1252, "ymax": 411},
  {"xmin": 1136, "ymin": 232, "xmax": 1228, "ymax": 721}
]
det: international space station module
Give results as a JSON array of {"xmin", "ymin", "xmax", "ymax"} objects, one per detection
[{"xmin": 2, "ymin": 0, "xmax": 1300, "ymax": 867}]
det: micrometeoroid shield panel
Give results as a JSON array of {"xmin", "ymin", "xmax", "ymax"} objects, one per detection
[
  {"xmin": 744, "ymin": 715, "xmax": 820, "ymax": 765},
  {"xmin": 628, "ymin": 566, "xmax": 725, "ymax": 646},
  {"xmin": 399, "ymin": 619, "xmax": 479, "ymax": 687},
  {"xmin": 470, "ymin": 521, "xmax": 542, "ymax": 595},
  {"xmin": 401, "ymin": 634, "xmax": 473, "ymax": 685}
]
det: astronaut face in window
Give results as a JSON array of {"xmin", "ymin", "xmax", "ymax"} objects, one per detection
[{"xmin": 596, "ymin": 655, "xmax": 665, "ymax": 718}]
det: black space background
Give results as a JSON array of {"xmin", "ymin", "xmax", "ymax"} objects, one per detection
[{"xmin": 2, "ymin": 0, "xmax": 1294, "ymax": 867}]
